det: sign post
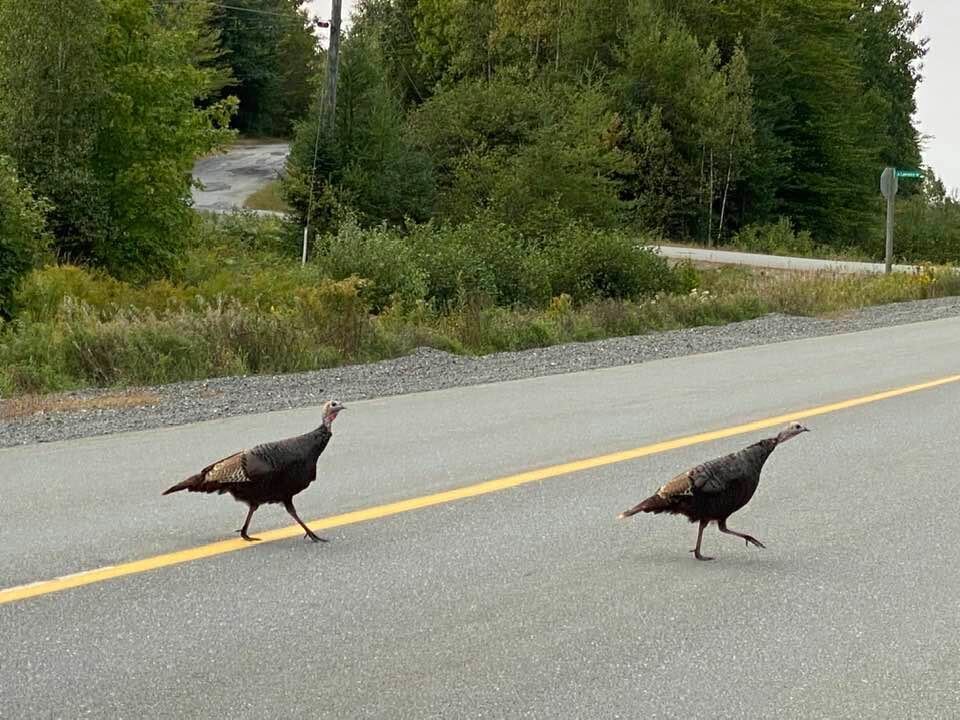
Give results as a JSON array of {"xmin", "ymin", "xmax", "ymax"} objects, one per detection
[
  {"xmin": 879, "ymin": 168, "xmax": 921, "ymax": 274},
  {"xmin": 880, "ymin": 167, "xmax": 897, "ymax": 274}
]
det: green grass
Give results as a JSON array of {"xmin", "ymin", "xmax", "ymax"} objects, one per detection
[
  {"xmin": 243, "ymin": 181, "xmax": 291, "ymax": 213},
  {"xmin": 2, "ymin": 215, "xmax": 958, "ymax": 398},
  {"xmin": 2, "ymin": 262, "xmax": 956, "ymax": 398}
]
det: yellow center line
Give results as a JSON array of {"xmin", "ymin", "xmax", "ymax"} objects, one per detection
[{"xmin": 2, "ymin": 372, "xmax": 959, "ymax": 606}]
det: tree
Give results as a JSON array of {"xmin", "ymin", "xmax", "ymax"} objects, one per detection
[
  {"xmin": 686, "ymin": 0, "xmax": 885, "ymax": 245},
  {"xmin": 413, "ymin": 0, "xmax": 496, "ymax": 83},
  {"xmin": 284, "ymin": 31, "xmax": 434, "ymax": 232},
  {"xmin": 351, "ymin": 0, "xmax": 432, "ymax": 106},
  {"xmin": 0, "ymin": 0, "xmax": 106, "ymax": 261},
  {"xmin": 0, "ymin": 156, "xmax": 49, "ymax": 318},
  {"xmin": 853, "ymin": 1, "xmax": 927, "ymax": 170},
  {"xmin": 211, "ymin": 0, "xmax": 319, "ymax": 136},
  {"xmin": 92, "ymin": 0, "xmax": 238, "ymax": 277},
  {"xmin": 613, "ymin": 4, "xmax": 754, "ymax": 241},
  {"xmin": 0, "ymin": 0, "xmax": 237, "ymax": 278}
]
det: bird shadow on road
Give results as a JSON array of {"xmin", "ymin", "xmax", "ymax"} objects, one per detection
[{"xmin": 615, "ymin": 548, "xmax": 795, "ymax": 572}]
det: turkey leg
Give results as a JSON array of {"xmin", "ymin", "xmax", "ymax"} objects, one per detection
[
  {"xmin": 689, "ymin": 518, "xmax": 713, "ymax": 561},
  {"xmin": 718, "ymin": 519, "xmax": 765, "ymax": 549},
  {"xmin": 284, "ymin": 499, "xmax": 328, "ymax": 542},
  {"xmin": 238, "ymin": 504, "xmax": 261, "ymax": 542}
]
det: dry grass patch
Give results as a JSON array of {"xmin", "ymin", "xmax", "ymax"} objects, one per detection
[
  {"xmin": 1, "ymin": 390, "xmax": 161, "ymax": 420},
  {"xmin": 243, "ymin": 181, "xmax": 290, "ymax": 213}
]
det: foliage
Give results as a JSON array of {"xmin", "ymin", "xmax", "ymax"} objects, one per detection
[
  {"xmin": 883, "ymin": 183, "xmax": 960, "ymax": 264},
  {"xmin": 0, "ymin": 156, "xmax": 50, "ymax": 317},
  {"xmin": 243, "ymin": 181, "xmax": 292, "ymax": 213},
  {"xmin": 4, "ymin": 243, "xmax": 959, "ymax": 396},
  {"xmin": 313, "ymin": 213, "xmax": 428, "ymax": 311},
  {"xmin": 211, "ymin": 0, "xmax": 319, "ymax": 136},
  {"xmin": 731, "ymin": 218, "xmax": 816, "ymax": 257},
  {"xmin": 543, "ymin": 226, "xmax": 691, "ymax": 302},
  {"xmin": 0, "ymin": 0, "xmax": 237, "ymax": 279},
  {"xmin": 284, "ymin": 31, "xmax": 434, "ymax": 232},
  {"xmin": 409, "ymin": 73, "xmax": 628, "ymax": 232}
]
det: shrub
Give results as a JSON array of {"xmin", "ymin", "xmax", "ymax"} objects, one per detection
[
  {"xmin": 881, "ymin": 195, "xmax": 960, "ymax": 264},
  {"xmin": 406, "ymin": 218, "xmax": 551, "ymax": 309},
  {"xmin": 314, "ymin": 214, "xmax": 427, "ymax": 311},
  {"xmin": 731, "ymin": 218, "xmax": 816, "ymax": 256},
  {"xmin": 543, "ymin": 225, "xmax": 694, "ymax": 302},
  {"xmin": 0, "ymin": 156, "xmax": 49, "ymax": 318},
  {"xmin": 194, "ymin": 210, "xmax": 297, "ymax": 258}
]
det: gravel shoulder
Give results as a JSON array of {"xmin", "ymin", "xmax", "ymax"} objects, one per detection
[{"xmin": 3, "ymin": 296, "xmax": 960, "ymax": 448}]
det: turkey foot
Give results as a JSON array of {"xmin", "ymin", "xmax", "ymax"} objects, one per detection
[
  {"xmin": 690, "ymin": 519, "xmax": 713, "ymax": 561},
  {"xmin": 238, "ymin": 505, "xmax": 260, "ymax": 541},
  {"xmin": 284, "ymin": 500, "xmax": 327, "ymax": 544},
  {"xmin": 718, "ymin": 519, "xmax": 765, "ymax": 550}
]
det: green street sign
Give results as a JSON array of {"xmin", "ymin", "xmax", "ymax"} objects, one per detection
[{"xmin": 895, "ymin": 169, "xmax": 922, "ymax": 179}]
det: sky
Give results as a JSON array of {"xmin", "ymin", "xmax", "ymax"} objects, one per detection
[
  {"xmin": 910, "ymin": 0, "xmax": 960, "ymax": 193},
  {"xmin": 306, "ymin": 0, "xmax": 959, "ymax": 193}
]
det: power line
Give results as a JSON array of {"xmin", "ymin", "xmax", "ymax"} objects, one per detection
[{"xmin": 160, "ymin": 1, "xmax": 328, "ymax": 27}]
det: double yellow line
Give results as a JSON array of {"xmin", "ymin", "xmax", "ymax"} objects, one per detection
[{"xmin": 2, "ymin": 372, "xmax": 959, "ymax": 606}]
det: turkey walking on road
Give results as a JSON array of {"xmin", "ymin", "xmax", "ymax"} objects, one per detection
[
  {"xmin": 162, "ymin": 400, "xmax": 346, "ymax": 542},
  {"xmin": 617, "ymin": 422, "xmax": 809, "ymax": 560}
]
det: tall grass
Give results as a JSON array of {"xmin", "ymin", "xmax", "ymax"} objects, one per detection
[{"xmin": 2, "ymin": 214, "xmax": 958, "ymax": 397}]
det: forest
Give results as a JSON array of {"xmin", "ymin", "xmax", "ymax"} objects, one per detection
[{"xmin": 1, "ymin": 0, "xmax": 959, "ymax": 397}]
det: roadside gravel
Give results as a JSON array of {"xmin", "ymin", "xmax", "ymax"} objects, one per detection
[{"xmin": 3, "ymin": 296, "xmax": 960, "ymax": 448}]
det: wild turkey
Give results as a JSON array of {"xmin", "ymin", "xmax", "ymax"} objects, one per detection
[
  {"xmin": 617, "ymin": 421, "xmax": 809, "ymax": 560},
  {"xmin": 163, "ymin": 400, "xmax": 346, "ymax": 542}
]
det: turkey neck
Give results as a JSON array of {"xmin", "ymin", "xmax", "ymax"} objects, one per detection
[
  {"xmin": 300, "ymin": 424, "xmax": 333, "ymax": 459},
  {"xmin": 749, "ymin": 437, "xmax": 780, "ymax": 468}
]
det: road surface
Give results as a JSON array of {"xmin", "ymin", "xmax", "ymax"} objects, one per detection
[
  {"xmin": 191, "ymin": 142, "xmax": 289, "ymax": 214},
  {"xmin": 2, "ymin": 317, "xmax": 960, "ymax": 718},
  {"xmin": 649, "ymin": 244, "xmax": 921, "ymax": 274}
]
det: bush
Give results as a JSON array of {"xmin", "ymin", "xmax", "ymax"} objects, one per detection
[
  {"xmin": 194, "ymin": 210, "xmax": 298, "ymax": 258},
  {"xmin": 0, "ymin": 156, "xmax": 49, "ymax": 318},
  {"xmin": 544, "ymin": 225, "xmax": 694, "ymax": 302},
  {"xmin": 314, "ymin": 214, "xmax": 427, "ymax": 311},
  {"xmin": 882, "ymin": 195, "xmax": 960, "ymax": 264},
  {"xmin": 731, "ymin": 218, "xmax": 816, "ymax": 256},
  {"xmin": 406, "ymin": 218, "xmax": 551, "ymax": 309}
]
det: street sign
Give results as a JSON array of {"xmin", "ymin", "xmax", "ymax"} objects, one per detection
[
  {"xmin": 880, "ymin": 166, "xmax": 898, "ymax": 200},
  {"xmin": 895, "ymin": 169, "xmax": 923, "ymax": 179}
]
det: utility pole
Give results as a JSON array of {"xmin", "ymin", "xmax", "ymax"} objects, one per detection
[
  {"xmin": 302, "ymin": 1, "xmax": 343, "ymax": 266},
  {"xmin": 323, "ymin": 0, "xmax": 342, "ymax": 134}
]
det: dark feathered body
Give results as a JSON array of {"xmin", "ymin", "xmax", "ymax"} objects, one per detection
[
  {"xmin": 164, "ymin": 399, "xmax": 346, "ymax": 542},
  {"xmin": 627, "ymin": 438, "xmax": 778, "ymax": 523},
  {"xmin": 618, "ymin": 422, "xmax": 808, "ymax": 560},
  {"xmin": 165, "ymin": 426, "xmax": 332, "ymax": 505}
]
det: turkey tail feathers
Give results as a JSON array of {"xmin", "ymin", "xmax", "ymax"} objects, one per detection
[
  {"xmin": 162, "ymin": 474, "xmax": 202, "ymax": 495},
  {"xmin": 617, "ymin": 494, "xmax": 673, "ymax": 519}
]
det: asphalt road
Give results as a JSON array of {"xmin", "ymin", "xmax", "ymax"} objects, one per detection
[
  {"xmin": 2, "ymin": 317, "xmax": 960, "ymax": 718},
  {"xmin": 191, "ymin": 142, "xmax": 289, "ymax": 214},
  {"xmin": 649, "ymin": 244, "xmax": 921, "ymax": 274}
]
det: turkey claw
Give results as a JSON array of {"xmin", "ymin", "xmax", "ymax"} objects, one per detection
[
  {"xmin": 305, "ymin": 532, "xmax": 329, "ymax": 543},
  {"xmin": 689, "ymin": 549, "xmax": 714, "ymax": 561},
  {"xmin": 744, "ymin": 536, "xmax": 765, "ymax": 549},
  {"xmin": 239, "ymin": 532, "xmax": 261, "ymax": 542}
]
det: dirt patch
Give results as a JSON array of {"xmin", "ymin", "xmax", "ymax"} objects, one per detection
[{"xmin": 0, "ymin": 390, "xmax": 162, "ymax": 420}]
